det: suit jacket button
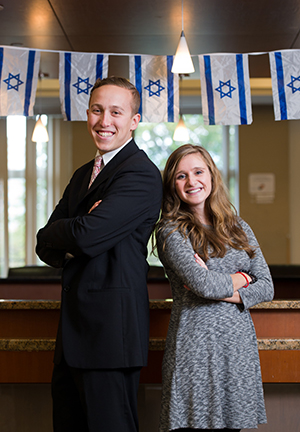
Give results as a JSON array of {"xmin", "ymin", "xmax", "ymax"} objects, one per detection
[{"xmin": 63, "ymin": 285, "xmax": 70, "ymax": 292}]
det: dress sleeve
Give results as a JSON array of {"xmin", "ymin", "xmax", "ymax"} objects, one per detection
[
  {"xmin": 237, "ymin": 220, "xmax": 274, "ymax": 309},
  {"xmin": 157, "ymin": 227, "xmax": 234, "ymax": 300}
]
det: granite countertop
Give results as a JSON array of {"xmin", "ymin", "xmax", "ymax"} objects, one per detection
[
  {"xmin": 0, "ymin": 299, "xmax": 299, "ymax": 351},
  {"xmin": 0, "ymin": 299, "xmax": 299, "ymax": 310},
  {"xmin": 2, "ymin": 263, "xmax": 300, "ymax": 281},
  {"xmin": 0, "ymin": 299, "xmax": 60, "ymax": 309},
  {"xmin": 149, "ymin": 299, "xmax": 300, "ymax": 309},
  {"xmin": 0, "ymin": 337, "xmax": 299, "ymax": 352},
  {"xmin": 0, "ymin": 338, "xmax": 55, "ymax": 352},
  {"xmin": 148, "ymin": 337, "xmax": 300, "ymax": 351}
]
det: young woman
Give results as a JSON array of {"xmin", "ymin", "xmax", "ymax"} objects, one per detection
[{"xmin": 156, "ymin": 144, "xmax": 274, "ymax": 431}]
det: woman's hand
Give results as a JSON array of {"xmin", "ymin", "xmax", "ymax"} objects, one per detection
[
  {"xmin": 230, "ymin": 272, "xmax": 252, "ymax": 292},
  {"xmin": 221, "ymin": 291, "xmax": 242, "ymax": 304},
  {"xmin": 88, "ymin": 200, "xmax": 102, "ymax": 214},
  {"xmin": 185, "ymin": 255, "xmax": 247, "ymax": 305},
  {"xmin": 184, "ymin": 253, "xmax": 208, "ymax": 291},
  {"xmin": 194, "ymin": 253, "xmax": 208, "ymax": 270}
]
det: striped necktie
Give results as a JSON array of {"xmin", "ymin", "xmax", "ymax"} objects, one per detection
[{"xmin": 88, "ymin": 155, "xmax": 103, "ymax": 188}]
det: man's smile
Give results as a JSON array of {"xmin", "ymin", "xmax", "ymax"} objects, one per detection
[{"xmin": 97, "ymin": 131, "xmax": 114, "ymax": 138}]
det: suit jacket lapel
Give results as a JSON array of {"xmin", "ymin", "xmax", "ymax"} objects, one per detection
[
  {"xmin": 85, "ymin": 139, "xmax": 139, "ymax": 193},
  {"xmin": 72, "ymin": 140, "xmax": 140, "ymax": 215},
  {"xmin": 77, "ymin": 160, "xmax": 94, "ymax": 203}
]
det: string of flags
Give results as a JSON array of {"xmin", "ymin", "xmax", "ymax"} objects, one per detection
[
  {"xmin": 129, "ymin": 55, "xmax": 179, "ymax": 123},
  {"xmin": 199, "ymin": 53, "xmax": 252, "ymax": 126},
  {"xmin": 1, "ymin": 45, "xmax": 300, "ymax": 125},
  {"xmin": 269, "ymin": 50, "xmax": 300, "ymax": 121},
  {"xmin": 0, "ymin": 46, "xmax": 40, "ymax": 117},
  {"xmin": 59, "ymin": 52, "xmax": 109, "ymax": 121}
]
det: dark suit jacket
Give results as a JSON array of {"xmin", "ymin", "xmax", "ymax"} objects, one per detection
[{"xmin": 36, "ymin": 140, "xmax": 162, "ymax": 369}]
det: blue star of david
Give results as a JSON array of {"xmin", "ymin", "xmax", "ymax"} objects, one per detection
[
  {"xmin": 3, "ymin": 73, "xmax": 24, "ymax": 91},
  {"xmin": 215, "ymin": 80, "xmax": 236, "ymax": 99},
  {"xmin": 144, "ymin": 79, "xmax": 165, "ymax": 97},
  {"xmin": 287, "ymin": 75, "xmax": 300, "ymax": 94},
  {"xmin": 72, "ymin": 76, "xmax": 93, "ymax": 95}
]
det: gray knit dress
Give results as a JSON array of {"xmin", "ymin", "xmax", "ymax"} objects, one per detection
[{"xmin": 156, "ymin": 219, "xmax": 274, "ymax": 431}]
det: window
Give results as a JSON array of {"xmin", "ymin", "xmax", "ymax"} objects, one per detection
[
  {"xmin": 134, "ymin": 114, "xmax": 239, "ymax": 266},
  {"xmin": 0, "ymin": 115, "xmax": 54, "ymax": 277},
  {"xmin": 35, "ymin": 116, "xmax": 50, "ymax": 247},
  {"xmin": 135, "ymin": 114, "xmax": 239, "ymax": 206},
  {"xmin": 7, "ymin": 116, "xmax": 27, "ymax": 269},
  {"xmin": 0, "ymin": 114, "xmax": 238, "ymax": 276}
]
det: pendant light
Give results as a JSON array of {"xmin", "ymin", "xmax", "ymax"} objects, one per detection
[
  {"xmin": 173, "ymin": 114, "xmax": 190, "ymax": 142},
  {"xmin": 32, "ymin": 115, "xmax": 49, "ymax": 142},
  {"xmin": 32, "ymin": 73, "xmax": 49, "ymax": 142},
  {"xmin": 171, "ymin": 0, "xmax": 195, "ymax": 74},
  {"xmin": 173, "ymin": 74, "xmax": 190, "ymax": 142}
]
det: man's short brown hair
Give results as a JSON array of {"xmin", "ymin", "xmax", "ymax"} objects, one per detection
[{"xmin": 89, "ymin": 76, "xmax": 140, "ymax": 115}]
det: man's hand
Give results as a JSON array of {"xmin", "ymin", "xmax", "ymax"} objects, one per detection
[{"xmin": 88, "ymin": 200, "xmax": 102, "ymax": 213}]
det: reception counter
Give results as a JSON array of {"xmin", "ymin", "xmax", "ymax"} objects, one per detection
[
  {"xmin": 1, "ymin": 266, "xmax": 299, "ymax": 432},
  {"xmin": 1, "ymin": 264, "xmax": 300, "ymax": 384},
  {"xmin": 0, "ymin": 298, "xmax": 299, "ymax": 384}
]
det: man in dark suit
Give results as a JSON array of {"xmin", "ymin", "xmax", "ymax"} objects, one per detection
[{"xmin": 36, "ymin": 76, "xmax": 162, "ymax": 432}]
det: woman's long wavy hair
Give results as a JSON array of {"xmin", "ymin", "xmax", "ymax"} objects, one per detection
[{"xmin": 156, "ymin": 144, "xmax": 255, "ymax": 261}]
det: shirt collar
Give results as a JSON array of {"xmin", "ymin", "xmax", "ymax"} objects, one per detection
[{"xmin": 95, "ymin": 138, "xmax": 132, "ymax": 166}]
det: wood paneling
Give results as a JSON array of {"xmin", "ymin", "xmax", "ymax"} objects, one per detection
[
  {"xmin": 0, "ymin": 281, "xmax": 299, "ymax": 384},
  {"xmin": 0, "ymin": 352, "xmax": 54, "ymax": 383},
  {"xmin": 251, "ymin": 309, "xmax": 300, "ymax": 338},
  {"xmin": 0, "ymin": 309, "xmax": 60, "ymax": 338},
  {"xmin": 0, "ymin": 281, "xmax": 61, "ymax": 300},
  {"xmin": 259, "ymin": 351, "xmax": 300, "ymax": 383}
]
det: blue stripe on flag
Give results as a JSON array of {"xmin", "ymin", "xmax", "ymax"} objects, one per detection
[
  {"xmin": 167, "ymin": 56, "xmax": 174, "ymax": 122},
  {"xmin": 23, "ymin": 50, "xmax": 36, "ymax": 116},
  {"xmin": 64, "ymin": 53, "xmax": 72, "ymax": 121},
  {"xmin": 96, "ymin": 54, "xmax": 103, "ymax": 80},
  {"xmin": 274, "ymin": 52, "xmax": 287, "ymax": 120},
  {"xmin": 0, "ymin": 47, "xmax": 3, "ymax": 83},
  {"xmin": 134, "ymin": 56, "xmax": 142, "ymax": 118},
  {"xmin": 203, "ymin": 55, "xmax": 215, "ymax": 125},
  {"xmin": 236, "ymin": 54, "xmax": 247, "ymax": 125}
]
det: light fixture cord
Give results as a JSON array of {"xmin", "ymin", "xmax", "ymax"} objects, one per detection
[{"xmin": 181, "ymin": 0, "xmax": 184, "ymax": 31}]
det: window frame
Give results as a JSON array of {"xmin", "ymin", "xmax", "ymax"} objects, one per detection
[{"xmin": 0, "ymin": 116, "xmax": 70, "ymax": 277}]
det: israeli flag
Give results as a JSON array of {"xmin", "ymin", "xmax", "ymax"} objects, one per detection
[
  {"xmin": 129, "ymin": 55, "xmax": 179, "ymax": 123},
  {"xmin": 199, "ymin": 53, "xmax": 252, "ymax": 125},
  {"xmin": 59, "ymin": 52, "xmax": 109, "ymax": 121},
  {"xmin": 269, "ymin": 50, "xmax": 300, "ymax": 121},
  {"xmin": 0, "ymin": 46, "xmax": 40, "ymax": 116}
]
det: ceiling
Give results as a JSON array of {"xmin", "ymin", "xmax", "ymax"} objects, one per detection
[
  {"xmin": 1, "ymin": 0, "xmax": 300, "ymax": 77},
  {"xmin": 0, "ymin": 0, "xmax": 300, "ymax": 112}
]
